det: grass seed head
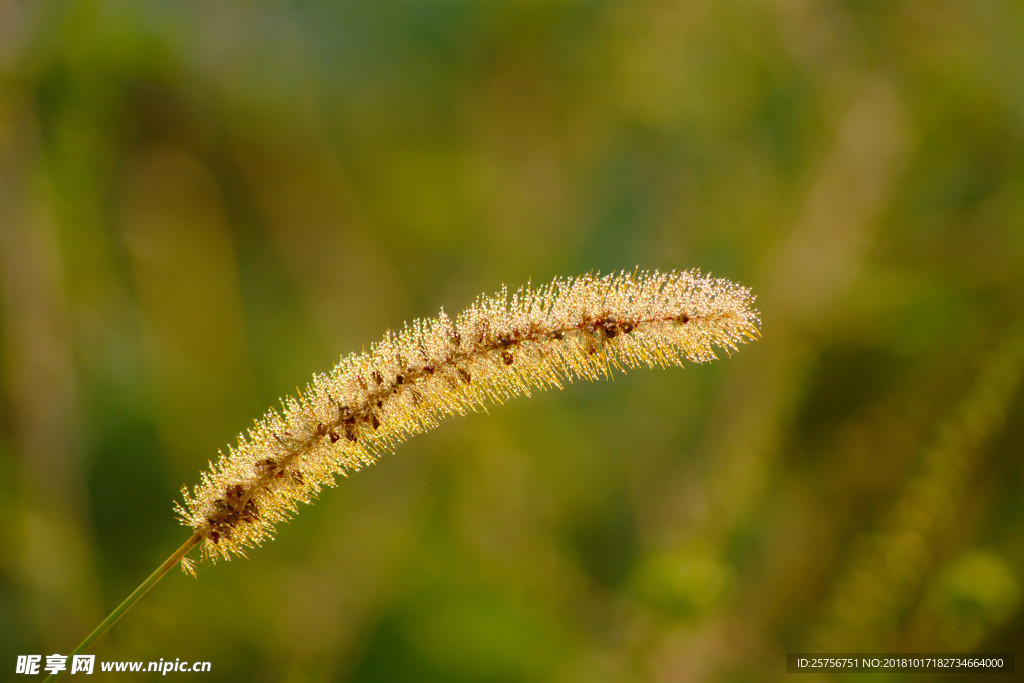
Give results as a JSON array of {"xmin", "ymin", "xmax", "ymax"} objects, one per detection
[{"xmin": 175, "ymin": 269, "xmax": 760, "ymax": 562}]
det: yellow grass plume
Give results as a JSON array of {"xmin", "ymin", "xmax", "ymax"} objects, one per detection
[{"xmin": 175, "ymin": 269, "xmax": 760, "ymax": 562}]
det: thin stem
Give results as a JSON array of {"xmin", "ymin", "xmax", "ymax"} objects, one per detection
[{"xmin": 45, "ymin": 533, "xmax": 201, "ymax": 682}]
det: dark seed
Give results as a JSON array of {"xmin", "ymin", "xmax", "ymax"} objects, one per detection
[
  {"xmin": 370, "ymin": 414, "xmax": 380, "ymax": 430},
  {"xmin": 371, "ymin": 371, "xmax": 384, "ymax": 385},
  {"xmin": 501, "ymin": 350, "xmax": 514, "ymax": 365},
  {"xmin": 242, "ymin": 499, "xmax": 259, "ymax": 522},
  {"xmin": 458, "ymin": 368, "xmax": 471, "ymax": 384},
  {"xmin": 329, "ymin": 430, "xmax": 340, "ymax": 443}
]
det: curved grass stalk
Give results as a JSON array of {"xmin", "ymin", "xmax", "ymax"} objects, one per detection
[{"xmin": 50, "ymin": 268, "xmax": 759, "ymax": 675}]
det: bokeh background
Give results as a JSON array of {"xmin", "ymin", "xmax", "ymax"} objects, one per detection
[{"xmin": 2, "ymin": 1, "xmax": 1023, "ymax": 681}]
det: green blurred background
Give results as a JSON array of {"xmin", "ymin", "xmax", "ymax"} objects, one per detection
[{"xmin": 2, "ymin": 1, "xmax": 1023, "ymax": 681}]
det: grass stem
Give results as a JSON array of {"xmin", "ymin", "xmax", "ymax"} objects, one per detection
[{"xmin": 45, "ymin": 533, "xmax": 201, "ymax": 682}]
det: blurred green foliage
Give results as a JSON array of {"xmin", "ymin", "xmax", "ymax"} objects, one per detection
[{"xmin": 1, "ymin": 1, "xmax": 1023, "ymax": 681}]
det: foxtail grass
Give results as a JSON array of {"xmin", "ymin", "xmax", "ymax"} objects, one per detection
[{"xmin": 49, "ymin": 268, "xmax": 759, "ymax": 679}]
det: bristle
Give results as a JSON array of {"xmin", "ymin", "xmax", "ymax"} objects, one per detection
[{"xmin": 176, "ymin": 269, "xmax": 760, "ymax": 562}]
